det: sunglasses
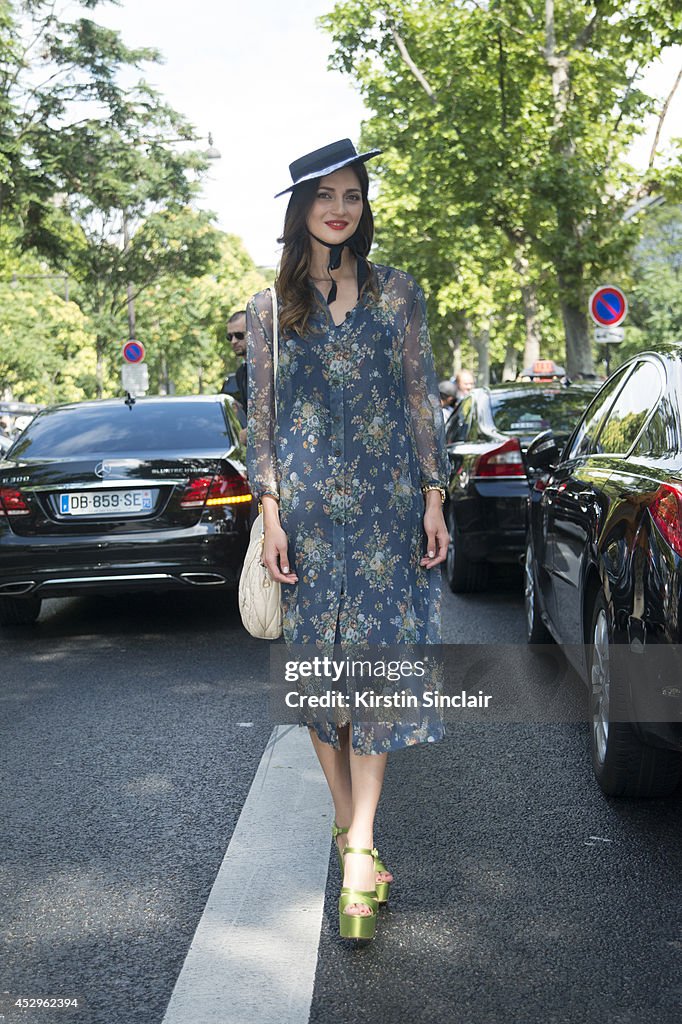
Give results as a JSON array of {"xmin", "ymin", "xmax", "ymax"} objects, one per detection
[{"xmin": 227, "ymin": 331, "xmax": 245, "ymax": 341}]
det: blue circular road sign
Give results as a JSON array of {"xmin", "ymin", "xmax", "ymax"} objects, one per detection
[
  {"xmin": 589, "ymin": 286, "xmax": 628, "ymax": 328},
  {"xmin": 122, "ymin": 340, "xmax": 145, "ymax": 364}
]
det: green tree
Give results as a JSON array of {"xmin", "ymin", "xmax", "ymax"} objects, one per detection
[
  {"xmin": 0, "ymin": 281, "xmax": 97, "ymax": 402},
  {"xmin": 611, "ymin": 202, "xmax": 682, "ymax": 368},
  {"xmin": 0, "ymin": 1, "xmax": 222, "ymax": 394},
  {"xmin": 320, "ymin": 0, "xmax": 682, "ymax": 377},
  {"xmin": 134, "ymin": 234, "xmax": 269, "ymax": 397},
  {"xmin": 59, "ymin": 202, "xmax": 221, "ymax": 395}
]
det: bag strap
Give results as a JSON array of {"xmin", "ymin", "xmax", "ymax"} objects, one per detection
[{"xmin": 270, "ymin": 286, "xmax": 278, "ymax": 419}]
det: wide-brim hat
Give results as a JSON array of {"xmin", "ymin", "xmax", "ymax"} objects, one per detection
[{"xmin": 274, "ymin": 138, "xmax": 382, "ymax": 198}]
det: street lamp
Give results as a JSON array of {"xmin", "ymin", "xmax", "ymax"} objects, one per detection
[
  {"xmin": 205, "ymin": 132, "xmax": 221, "ymax": 160},
  {"xmin": 622, "ymin": 193, "xmax": 666, "ymax": 222},
  {"xmin": 149, "ymin": 131, "xmax": 221, "ymax": 160}
]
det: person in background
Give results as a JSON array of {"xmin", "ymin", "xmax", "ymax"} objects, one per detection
[
  {"xmin": 439, "ymin": 379, "xmax": 458, "ymax": 423},
  {"xmin": 453, "ymin": 368, "xmax": 475, "ymax": 401},
  {"xmin": 222, "ymin": 309, "xmax": 248, "ymax": 445}
]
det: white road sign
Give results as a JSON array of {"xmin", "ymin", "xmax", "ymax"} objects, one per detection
[
  {"xmin": 594, "ymin": 326, "xmax": 625, "ymax": 344},
  {"xmin": 121, "ymin": 361, "xmax": 149, "ymax": 396}
]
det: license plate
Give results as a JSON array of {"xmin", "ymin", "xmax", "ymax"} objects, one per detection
[{"xmin": 59, "ymin": 489, "xmax": 156, "ymax": 516}]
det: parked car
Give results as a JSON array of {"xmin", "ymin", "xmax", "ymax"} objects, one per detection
[
  {"xmin": 0, "ymin": 395, "xmax": 252, "ymax": 625},
  {"xmin": 443, "ymin": 378, "xmax": 601, "ymax": 592},
  {"xmin": 524, "ymin": 347, "xmax": 682, "ymax": 797}
]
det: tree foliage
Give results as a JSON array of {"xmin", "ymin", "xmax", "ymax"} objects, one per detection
[
  {"xmin": 0, "ymin": 281, "xmax": 97, "ymax": 403},
  {"xmin": 611, "ymin": 202, "xmax": 682, "ymax": 369},
  {"xmin": 0, "ymin": 1, "xmax": 264, "ymax": 400},
  {"xmin": 320, "ymin": 0, "xmax": 682, "ymax": 378}
]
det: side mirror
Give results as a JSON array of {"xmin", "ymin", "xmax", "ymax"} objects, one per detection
[{"xmin": 525, "ymin": 429, "xmax": 560, "ymax": 473}]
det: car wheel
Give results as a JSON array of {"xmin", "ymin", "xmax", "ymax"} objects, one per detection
[
  {"xmin": 445, "ymin": 511, "xmax": 489, "ymax": 594},
  {"xmin": 524, "ymin": 535, "xmax": 552, "ymax": 644},
  {"xmin": 588, "ymin": 591, "xmax": 682, "ymax": 798},
  {"xmin": 0, "ymin": 595, "xmax": 42, "ymax": 626}
]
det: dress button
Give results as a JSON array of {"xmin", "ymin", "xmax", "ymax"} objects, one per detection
[{"xmin": 334, "ymin": 448, "xmax": 341, "ymax": 456}]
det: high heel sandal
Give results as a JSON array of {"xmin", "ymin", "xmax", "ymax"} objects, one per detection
[
  {"xmin": 332, "ymin": 821, "xmax": 392, "ymax": 905},
  {"xmin": 372, "ymin": 848, "xmax": 391, "ymax": 905},
  {"xmin": 339, "ymin": 846, "xmax": 378, "ymax": 941},
  {"xmin": 331, "ymin": 821, "xmax": 349, "ymax": 873}
]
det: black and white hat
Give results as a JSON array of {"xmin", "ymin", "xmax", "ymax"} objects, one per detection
[{"xmin": 274, "ymin": 138, "xmax": 381, "ymax": 198}]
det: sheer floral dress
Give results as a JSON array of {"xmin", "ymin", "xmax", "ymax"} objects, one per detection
[{"xmin": 246, "ymin": 261, "xmax": 450, "ymax": 754}]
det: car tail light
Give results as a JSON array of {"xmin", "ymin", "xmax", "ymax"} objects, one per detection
[
  {"xmin": 474, "ymin": 438, "xmax": 525, "ymax": 478},
  {"xmin": 206, "ymin": 473, "xmax": 251, "ymax": 506},
  {"xmin": 180, "ymin": 476, "xmax": 212, "ymax": 508},
  {"xmin": 180, "ymin": 472, "xmax": 251, "ymax": 509},
  {"xmin": 0, "ymin": 486, "xmax": 31, "ymax": 516},
  {"xmin": 649, "ymin": 484, "xmax": 682, "ymax": 557}
]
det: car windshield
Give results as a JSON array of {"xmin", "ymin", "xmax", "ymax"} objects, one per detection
[
  {"xmin": 490, "ymin": 389, "xmax": 596, "ymax": 438},
  {"xmin": 7, "ymin": 400, "xmax": 233, "ymax": 459}
]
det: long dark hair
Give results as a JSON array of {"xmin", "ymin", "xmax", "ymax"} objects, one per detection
[{"xmin": 276, "ymin": 160, "xmax": 379, "ymax": 338}]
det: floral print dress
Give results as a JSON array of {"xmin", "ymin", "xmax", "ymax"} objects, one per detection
[{"xmin": 246, "ymin": 261, "xmax": 450, "ymax": 754}]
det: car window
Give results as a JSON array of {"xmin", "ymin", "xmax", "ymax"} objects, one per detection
[
  {"xmin": 596, "ymin": 360, "xmax": 663, "ymax": 455},
  {"xmin": 8, "ymin": 400, "xmax": 234, "ymax": 459},
  {"xmin": 566, "ymin": 365, "xmax": 631, "ymax": 459},
  {"xmin": 633, "ymin": 394, "xmax": 679, "ymax": 457},
  {"xmin": 489, "ymin": 389, "xmax": 597, "ymax": 439},
  {"xmin": 445, "ymin": 397, "xmax": 472, "ymax": 443}
]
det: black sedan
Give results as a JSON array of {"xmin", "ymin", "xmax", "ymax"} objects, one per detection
[
  {"xmin": 444, "ymin": 380, "xmax": 601, "ymax": 592},
  {"xmin": 0, "ymin": 395, "xmax": 252, "ymax": 625},
  {"xmin": 524, "ymin": 347, "xmax": 682, "ymax": 797}
]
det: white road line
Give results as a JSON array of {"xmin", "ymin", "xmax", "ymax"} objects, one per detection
[{"xmin": 162, "ymin": 725, "xmax": 332, "ymax": 1024}]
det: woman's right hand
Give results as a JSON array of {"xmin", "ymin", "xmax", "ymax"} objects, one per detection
[{"xmin": 262, "ymin": 520, "xmax": 299, "ymax": 584}]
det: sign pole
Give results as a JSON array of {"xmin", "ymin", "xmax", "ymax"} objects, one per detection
[
  {"xmin": 121, "ymin": 340, "xmax": 148, "ymax": 405},
  {"xmin": 588, "ymin": 285, "xmax": 627, "ymax": 378}
]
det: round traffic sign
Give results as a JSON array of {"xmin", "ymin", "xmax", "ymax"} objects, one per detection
[
  {"xmin": 122, "ymin": 340, "xmax": 145, "ymax": 364},
  {"xmin": 589, "ymin": 286, "xmax": 628, "ymax": 328}
]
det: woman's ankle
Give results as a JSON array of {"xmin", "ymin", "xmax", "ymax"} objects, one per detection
[{"xmin": 346, "ymin": 831, "xmax": 374, "ymax": 850}]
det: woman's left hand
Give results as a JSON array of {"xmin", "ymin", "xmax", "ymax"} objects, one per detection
[{"xmin": 421, "ymin": 496, "xmax": 449, "ymax": 569}]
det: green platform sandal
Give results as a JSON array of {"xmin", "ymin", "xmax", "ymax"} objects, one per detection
[
  {"xmin": 332, "ymin": 821, "xmax": 392, "ymax": 905},
  {"xmin": 339, "ymin": 846, "xmax": 378, "ymax": 941},
  {"xmin": 331, "ymin": 821, "xmax": 349, "ymax": 873},
  {"xmin": 372, "ymin": 848, "xmax": 391, "ymax": 905}
]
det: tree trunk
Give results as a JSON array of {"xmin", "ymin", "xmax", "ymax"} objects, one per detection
[
  {"xmin": 96, "ymin": 340, "xmax": 104, "ymax": 399},
  {"xmin": 477, "ymin": 329, "xmax": 490, "ymax": 386},
  {"xmin": 514, "ymin": 249, "xmax": 542, "ymax": 368},
  {"xmin": 465, "ymin": 319, "xmax": 490, "ymax": 385},
  {"xmin": 446, "ymin": 323, "xmax": 461, "ymax": 379},
  {"xmin": 158, "ymin": 352, "xmax": 168, "ymax": 395},
  {"xmin": 558, "ymin": 268, "xmax": 593, "ymax": 377},
  {"xmin": 503, "ymin": 336, "xmax": 517, "ymax": 380},
  {"xmin": 546, "ymin": 0, "xmax": 593, "ymax": 378}
]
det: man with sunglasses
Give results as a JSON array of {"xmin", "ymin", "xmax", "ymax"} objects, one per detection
[{"xmin": 221, "ymin": 309, "xmax": 248, "ymax": 444}]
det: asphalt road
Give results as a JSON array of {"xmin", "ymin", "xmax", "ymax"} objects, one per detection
[{"xmin": 1, "ymin": 568, "xmax": 680, "ymax": 1024}]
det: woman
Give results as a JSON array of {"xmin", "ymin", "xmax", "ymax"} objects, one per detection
[{"xmin": 246, "ymin": 139, "xmax": 450, "ymax": 941}]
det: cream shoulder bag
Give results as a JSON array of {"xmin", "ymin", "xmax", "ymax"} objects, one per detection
[{"xmin": 238, "ymin": 288, "xmax": 283, "ymax": 639}]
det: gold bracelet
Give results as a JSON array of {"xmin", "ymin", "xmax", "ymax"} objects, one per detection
[
  {"xmin": 421, "ymin": 485, "xmax": 446, "ymax": 504},
  {"xmin": 257, "ymin": 492, "xmax": 280, "ymax": 515}
]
